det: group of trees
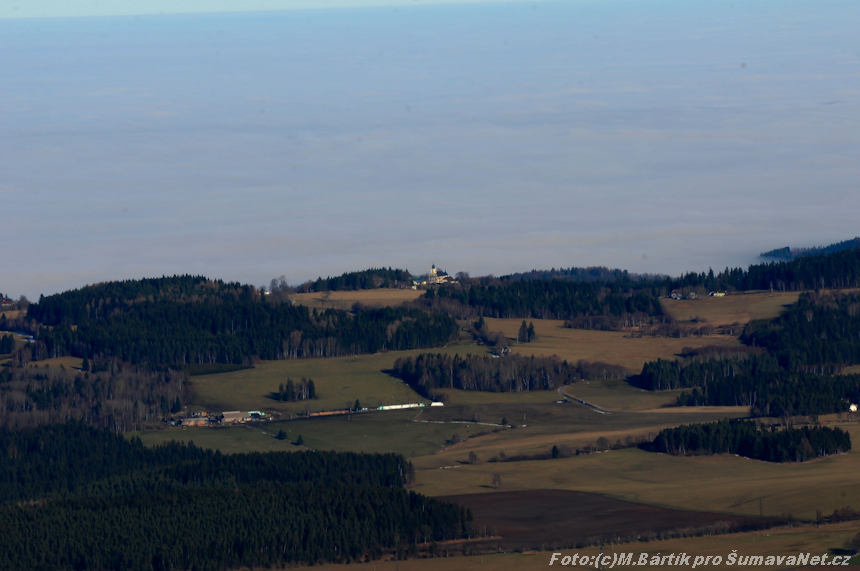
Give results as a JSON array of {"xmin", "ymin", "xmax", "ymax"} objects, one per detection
[
  {"xmin": 0, "ymin": 334, "xmax": 13, "ymax": 355},
  {"xmin": 273, "ymin": 377, "xmax": 317, "ymax": 402},
  {"xmin": 642, "ymin": 419, "xmax": 851, "ymax": 463},
  {"xmin": 414, "ymin": 279, "xmax": 663, "ymax": 329},
  {"xmin": 0, "ymin": 363, "xmax": 188, "ymax": 431},
  {"xmin": 632, "ymin": 291, "xmax": 860, "ymax": 417},
  {"xmin": 516, "ymin": 320, "xmax": 537, "ymax": 343},
  {"xmin": 742, "ymin": 292, "xmax": 860, "ymax": 371},
  {"xmin": 675, "ymin": 371, "xmax": 860, "ymax": 418},
  {"xmin": 23, "ymin": 276, "xmax": 458, "ymax": 366},
  {"xmin": 671, "ymin": 247, "xmax": 860, "ymax": 293},
  {"xmin": 0, "ymin": 423, "xmax": 472, "ymax": 569},
  {"xmin": 634, "ymin": 354, "xmax": 860, "ymax": 417},
  {"xmin": 295, "ymin": 268, "xmax": 413, "ymax": 293},
  {"xmin": 632, "ymin": 355, "xmax": 780, "ymax": 391},
  {"xmin": 390, "ymin": 353, "xmax": 620, "ymax": 396},
  {"xmin": 761, "ymin": 237, "xmax": 860, "ymax": 261}
]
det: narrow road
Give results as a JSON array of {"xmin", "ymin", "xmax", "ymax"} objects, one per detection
[{"xmin": 557, "ymin": 385, "xmax": 612, "ymax": 414}]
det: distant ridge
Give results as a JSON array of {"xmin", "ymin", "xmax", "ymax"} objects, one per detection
[
  {"xmin": 500, "ymin": 266, "xmax": 667, "ymax": 283},
  {"xmin": 761, "ymin": 237, "xmax": 860, "ymax": 261}
]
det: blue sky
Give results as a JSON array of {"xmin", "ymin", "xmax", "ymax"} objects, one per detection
[
  {"xmin": 1, "ymin": 1, "xmax": 859, "ymax": 298},
  {"xmin": 1, "ymin": 0, "xmax": 547, "ymax": 19}
]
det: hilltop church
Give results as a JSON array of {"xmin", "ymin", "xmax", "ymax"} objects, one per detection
[{"xmin": 413, "ymin": 264, "xmax": 458, "ymax": 287}]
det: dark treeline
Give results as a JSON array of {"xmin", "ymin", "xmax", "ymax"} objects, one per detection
[
  {"xmin": 391, "ymin": 353, "xmax": 624, "ymax": 397},
  {"xmin": 296, "ymin": 267, "xmax": 413, "ymax": 292},
  {"xmin": 641, "ymin": 419, "xmax": 851, "ymax": 463},
  {"xmin": 0, "ymin": 423, "xmax": 408, "ymax": 502},
  {"xmin": 633, "ymin": 355, "xmax": 860, "ymax": 417},
  {"xmin": 0, "ymin": 484, "xmax": 469, "ymax": 571},
  {"xmin": 0, "ymin": 364, "xmax": 188, "ymax": 432},
  {"xmin": 0, "ymin": 423, "xmax": 471, "ymax": 569},
  {"xmin": 22, "ymin": 276, "xmax": 457, "ymax": 366},
  {"xmin": 499, "ymin": 266, "xmax": 667, "ymax": 283},
  {"xmin": 26, "ymin": 275, "xmax": 246, "ymax": 327},
  {"xmin": 743, "ymin": 292, "xmax": 860, "ymax": 371},
  {"xmin": 761, "ymin": 237, "xmax": 860, "ymax": 261},
  {"xmin": 503, "ymin": 242, "xmax": 860, "ymax": 296},
  {"xmin": 632, "ymin": 355, "xmax": 780, "ymax": 391},
  {"xmin": 414, "ymin": 280, "xmax": 663, "ymax": 328},
  {"xmin": 672, "ymin": 247, "xmax": 860, "ymax": 292},
  {"xmin": 0, "ymin": 334, "xmax": 13, "ymax": 354},
  {"xmin": 676, "ymin": 371, "xmax": 860, "ymax": 418},
  {"xmin": 273, "ymin": 377, "xmax": 317, "ymax": 402}
]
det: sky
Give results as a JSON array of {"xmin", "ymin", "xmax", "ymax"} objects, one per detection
[
  {"xmin": 2, "ymin": 0, "xmax": 546, "ymax": 19},
  {"xmin": 1, "ymin": 0, "xmax": 859, "ymax": 299}
]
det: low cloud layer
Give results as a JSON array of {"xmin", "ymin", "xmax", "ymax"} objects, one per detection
[{"xmin": 1, "ymin": 1, "xmax": 859, "ymax": 298}]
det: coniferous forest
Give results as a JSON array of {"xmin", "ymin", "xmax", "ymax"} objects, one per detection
[
  {"xmin": 634, "ymin": 290, "xmax": 860, "ymax": 417},
  {"xmin": 0, "ymin": 423, "xmax": 471, "ymax": 570},
  {"xmin": 391, "ymin": 353, "xmax": 578, "ymax": 396},
  {"xmin": 641, "ymin": 419, "xmax": 851, "ymax": 463},
  {"xmin": 391, "ymin": 353, "xmax": 626, "ymax": 397},
  {"xmin": 0, "ymin": 364, "xmax": 188, "ymax": 431},
  {"xmin": 19, "ymin": 276, "xmax": 458, "ymax": 366},
  {"xmin": 414, "ymin": 279, "xmax": 663, "ymax": 327}
]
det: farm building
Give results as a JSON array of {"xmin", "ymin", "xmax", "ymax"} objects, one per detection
[
  {"xmin": 221, "ymin": 411, "xmax": 250, "ymax": 423},
  {"xmin": 181, "ymin": 417, "xmax": 209, "ymax": 427}
]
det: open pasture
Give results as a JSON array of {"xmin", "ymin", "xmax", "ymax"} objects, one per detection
[
  {"xmin": 413, "ymin": 426, "xmax": 860, "ymax": 521},
  {"xmin": 482, "ymin": 318, "xmax": 741, "ymax": 372},
  {"xmin": 661, "ymin": 291, "xmax": 799, "ymax": 328},
  {"xmin": 290, "ymin": 289, "xmax": 422, "ymax": 311},
  {"xmin": 0, "ymin": 309, "xmax": 23, "ymax": 321},
  {"xmin": 131, "ymin": 424, "xmax": 299, "ymax": 454},
  {"xmin": 266, "ymin": 409, "xmax": 493, "ymax": 457},
  {"xmin": 189, "ymin": 342, "xmax": 594, "ymax": 415},
  {"xmin": 188, "ymin": 349, "xmax": 452, "ymax": 415},
  {"xmin": 24, "ymin": 356, "xmax": 84, "ymax": 369},
  {"xmin": 299, "ymin": 520, "xmax": 860, "ymax": 570},
  {"xmin": 561, "ymin": 377, "xmax": 683, "ymax": 411},
  {"xmin": 413, "ymin": 405, "xmax": 748, "ymax": 468}
]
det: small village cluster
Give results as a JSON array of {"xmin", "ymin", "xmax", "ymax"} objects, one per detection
[{"xmin": 177, "ymin": 402, "xmax": 444, "ymax": 427}]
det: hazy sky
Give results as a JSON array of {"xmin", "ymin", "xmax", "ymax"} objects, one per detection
[
  {"xmin": 1, "ymin": 0, "xmax": 551, "ymax": 19},
  {"xmin": 2, "ymin": 0, "xmax": 859, "ymax": 299}
]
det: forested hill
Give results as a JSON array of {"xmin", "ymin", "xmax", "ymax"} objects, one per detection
[
  {"xmin": 761, "ymin": 237, "xmax": 860, "ymax": 261},
  {"xmin": 0, "ymin": 423, "xmax": 407, "ymax": 503},
  {"xmin": 27, "ymin": 275, "xmax": 245, "ymax": 326},
  {"xmin": 672, "ymin": 247, "xmax": 860, "ymax": 292},
  {"xmin": 642, "ymin": 419, "xmax": 850, "ymax": 463},
  {"xmin": 300, "ymin": 267, "xmax": 412, "ymax": 292},
  {"xmin": 22, "ymin": 276, "xmax": 457, "ymax": 366},
  {"xmin": 487, "ymin": 242, "xmax": 860, "ymax": 296},
  {"xmin": 499, "ymin": 266, "xmax": 666, "ymax": 283},
  {"xmin": 415, "ymin": 279, "xmax": 663, "ymax": 324},
  {"xmin": 0, "ymin": 423, "xmax": 471, "ymax": 569},
  {"xmin": 743, "ymin": 291, "xmax": 860, "ymax": 370}
]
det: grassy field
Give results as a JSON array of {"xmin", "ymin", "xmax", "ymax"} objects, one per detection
[
  {"xmin": 189, "ymin": 340, "xmax": 656, "ymax": 415},
  {"xmin": 296, "ymin": 520, "xmax": 860, "ymax": 570},
  {"xmin": 411, "ymin": 404, "xmax": 748, "ymax": 467},
  {"xmin": 24, "ymin": 356, "xmax": 84, "ymax": 369},
  {"xmin": 290, "ymin": 289, "xmax": 422, "ymax": 311},
  {"xmin": 561, "ymin": 377, "xmax": 683, "ymax": 411},
  {"xmin": 661, "ymin": 291, "xmax": 800, "ymax": 327},
  {"xmin": 131, "ymin": 424, "xmax": 303, "ymax": 454},
  {"xmin": 188, "ymin": 349, "xmax": 451, "ymax": 415},
  {"xmin": 482, "ymin": 318, "xmax": 741, "ymax": 373},
  {"xmin": 0, "ymin": 309, "xmax": 23, "ymax": 321},
  {"xmin": 412, "ymin": 423, "xmax": 860, "ymax": 521}
]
